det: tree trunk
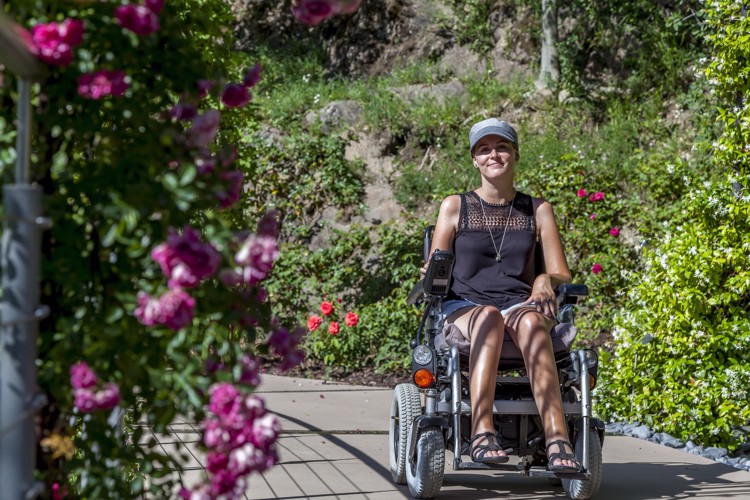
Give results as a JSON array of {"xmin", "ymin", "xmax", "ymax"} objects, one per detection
[{"xmin": 538, "ymin": 0, "xmax": 559, "ymax": 90}]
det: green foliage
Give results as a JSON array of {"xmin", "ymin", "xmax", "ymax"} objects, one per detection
[
  {"xmin": 598, "ymin": 0, "xmax": 750, "ymax": 449},
  {"xmin": 555, "ymin": 0, "xmax": 705, "ymax": 97},
  {"xmin": 1, "ymin": 0, "xmax": 283, "ymax": 496},
  {"xmin": 265, "ymin": 219, "xmax": 424, "ymax": 371}
]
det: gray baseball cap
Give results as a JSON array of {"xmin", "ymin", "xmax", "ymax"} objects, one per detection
[{"xmin": 469, "ymin": 118, "xmax": 518, "ymax": 154}]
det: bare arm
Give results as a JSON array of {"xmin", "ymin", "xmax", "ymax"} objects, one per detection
[
  {"xmin": 527, "ymin": 200, "xmax": 571, "ymax": 316},
  {"xmin": 420, "ymin": 195, "xmax": 460, "ymax": 274}
]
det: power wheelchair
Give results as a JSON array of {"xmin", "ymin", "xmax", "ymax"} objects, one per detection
[{"xmin": 388, "ymin": 226, "xmax": 604, "ymax": 499}]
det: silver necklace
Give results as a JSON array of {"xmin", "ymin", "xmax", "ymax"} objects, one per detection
[{"xmin": 479, "ymin": 192, "xmax": 515, "ymax": 263}]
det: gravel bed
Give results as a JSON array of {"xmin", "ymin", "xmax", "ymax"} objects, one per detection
[{"xmin": 606, "ymin": 422, "xmax": 750, "ymax": 472}]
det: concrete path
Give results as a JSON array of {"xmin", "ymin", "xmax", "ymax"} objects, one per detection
[{"xmin": 163, "ymin": 375, "xmax": 750, "ymax": 499}]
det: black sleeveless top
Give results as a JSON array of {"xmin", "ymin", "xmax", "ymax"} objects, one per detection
[{"xmin": 447, "ymin": 190, "xmax": 538, "ymax": 310}]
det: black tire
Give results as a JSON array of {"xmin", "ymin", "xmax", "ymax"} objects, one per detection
[
  {"xmin": 406, "ymin": 428, "xmax": 445, "ymax": 498},
  {"xmin": 389, "ymin": 383, "xmax": 421, "ymax": 484},
  {"xmin": 563, "ymin": 430, "xmax": 603, "ymax": 500}
]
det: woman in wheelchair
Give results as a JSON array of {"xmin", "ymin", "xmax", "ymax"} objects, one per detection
[{"xmin": 422, "ymin": 118, "xmax": 581, "ymax": 473}]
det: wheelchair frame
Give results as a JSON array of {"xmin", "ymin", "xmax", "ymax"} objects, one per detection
[{"xmin": 389, "ymin": 226, "xmax": 605, "ymax": 499}]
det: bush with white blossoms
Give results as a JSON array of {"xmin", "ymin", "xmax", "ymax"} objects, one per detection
[{"xmin": 597, "ymin": 0, "xmax": 750, "ymax": 450}]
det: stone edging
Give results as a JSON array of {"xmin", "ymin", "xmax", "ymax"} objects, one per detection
[{"xmin": 606, "ymin": 422, "xmax": 750, "ymax": 472}]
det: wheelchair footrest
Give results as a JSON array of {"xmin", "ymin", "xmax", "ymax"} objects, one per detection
[
  {"xmin": 455, "ymin": 462, "xmax": 521, "ymax": 472},
  {"xmin": 526, "ymin": 467, "xmax": 590, "ymax": 480}
]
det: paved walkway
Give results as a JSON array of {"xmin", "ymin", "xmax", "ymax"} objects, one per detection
[{"xmin": 154, "ymin": 375, "xmax": 750, "ymax": 499}]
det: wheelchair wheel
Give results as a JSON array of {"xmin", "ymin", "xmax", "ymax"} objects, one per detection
[
  {"xmin": 389, "ymin": 383, "xmax": 421, "ymax": 484},
  {"xmin": 406, "ymin": 427, "xmax": 445, "ymax": 498},
  {"xmin": 563, "ymin": 430, "xmax": 603, "ymax": 500}
]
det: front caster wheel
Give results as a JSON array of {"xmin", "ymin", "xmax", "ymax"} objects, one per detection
[
  {"xmin": 563, "ymin": 430, "xmax": 603, "ymax": 499},
  {"xmin": 389, "ymin": 383, "xmax": 421, "ymax": 484},
  {"xmin": 405, "ymin": 427, "xmax": 445, "ymax": 498}
]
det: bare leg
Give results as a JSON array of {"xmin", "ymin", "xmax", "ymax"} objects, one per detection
[
  {"xmin": 506, "ymin": 310, "xmax": 577, "ymax": 469},
  {"xmin": 449, "ymin": 306, "xmax": 506, "ymax": 460}
]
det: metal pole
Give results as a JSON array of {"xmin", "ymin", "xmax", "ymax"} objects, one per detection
[
  {"xmin": 0, "ymin": 78, "xmax": 47, "ymax": 499},
  {"xmin": 0, "ymin": 7, "xmax": 47, "ymax": 500}
]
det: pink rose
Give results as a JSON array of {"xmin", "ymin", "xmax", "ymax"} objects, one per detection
[
  {"xmin": 158, "ymin": 288, "xmax": 196, "ymax": 330},
  {"xmin": 291, "ymin": 0, "xmax": 337, "ymax": 26},
  {"xmin": 70, "ymin": 361, "xmax": 97, "ymax": 390},
  {"xmin": 242, "ymin": 63, "xmax": 262, "ymax": 88},
  {"xmin": 78, "ymin": 70, "xmax": 129, "ymax": 99},
  {"xmin": 576, "ymin": 188, "xmax": 587, "ymax": 198},
  {"xmin": 221, "ymin": 83, "xmax": 252, "ymax": 108},
  {"xmin": 307, "ymin": 315, "xmax": 322, "ymax": 331},
  {"xmin": 134, "ymin": 291, "xmax": 161, "ymax": 326},
  {"xmin": 145, "ymin": 0, "xmax": 165, "ymax": 13},
  {"xmin": 170, "ymin": 102, "xmax": 197, "ymax": 121},
  {"xmin": 152, "ymin": 227, "xmax": 220, "ymax": 288},
  {"xmin": 589, "ymin": 191, "xmax": 605, "ymax": 202},
  {"xmin": 609, "ymin": 227, "xmax": 620, "ymax": 237},
  {"xmin": 589, "ymin": 213, "xmax": 597, "ymax": 220},
  {"xmin": 328, "ymin": 321, "xmax": 340, "ymax": 335},
  {"xmin": 197, "ymin": 79, "xmax": 215, "ymax": 98},
  {"xmin": 31, "ymin": 19, "xmax": 84, "ymax": 67},
  {"xmin": 235, "ymin": 234, "xmax": 279, "ymax": 283},
  {"xmin": 94, "ymin": 383, "xmax": 121, "ymax": 410},
  {"xmin": 345, "ymin": 311, "xmax": 359, "ymax": 327},
  {"xmin": 187, "ymin": 110, "xmax": 220, "ymax": 148},
  {"xmin": 320, "ymin": 301, "xmax": 334, "ymax": 316},
  {"xmin": 73, "ymin": 388, "xmax": 97, "ymax": 413},
  {"xmin": 115, "ymin": 5, "xmax": 160, "ymax": 36},
  {"xmin": 591, "ymin": 263, "xmax": 603, "ymax": 274},
  {"xmin": 217, "ymin": 170, "xmax": 244, "ymax": 209}
]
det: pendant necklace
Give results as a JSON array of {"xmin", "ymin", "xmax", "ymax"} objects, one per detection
[{"xmin": 479, "ymin": 191, "xmax": 515, "ymax": 263}]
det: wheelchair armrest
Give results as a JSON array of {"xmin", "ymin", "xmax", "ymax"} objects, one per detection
[
  {"xmin": 407, "ymin": 279, "xmax": 425, "ymax": 306},
  {"xmin": 556, "ymin": 283, "xmax": 588, "ymax": 305}
]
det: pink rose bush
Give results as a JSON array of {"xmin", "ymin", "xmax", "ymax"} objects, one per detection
[
  {"xmin": 31, "ymin": 19, "xmax": 84, "ymax": 67},
  {"xmin": 78, "ymin": 70, "xmax": 129, "ymax": 99},
  {"xmin": 70, "ymin": 362, "xmax": 121, "ymax": 413},
  {"xmin": 180, "ymin": 383, "xmax": 281, "ymax": 499}
]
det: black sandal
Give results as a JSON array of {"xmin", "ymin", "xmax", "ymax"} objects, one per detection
[
  {"xmin": 546, "ymin": 439, "xmax": 582, "ymax": 473},
  {"xmin": 470, "ymin": 432, "xmax": 509, "ymax": 464}
]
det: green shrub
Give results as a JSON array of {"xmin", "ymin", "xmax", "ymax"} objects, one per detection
[{"xmin": 598, "ymin": 0, "xmax": 750, "ymax": 449}]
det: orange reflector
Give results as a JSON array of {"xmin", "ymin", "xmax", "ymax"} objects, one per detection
[{"xmin": 413, "ymin": 368, "xmax": 435, "ymax": 388}]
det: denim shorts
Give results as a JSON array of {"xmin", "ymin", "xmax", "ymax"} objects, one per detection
[{"xmin": 441, "ymin": 298, "xmax": 529, "ymax": 319}]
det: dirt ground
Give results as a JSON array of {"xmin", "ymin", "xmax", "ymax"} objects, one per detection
[{"xmin": 261, "ymin": 358, "xmax": 408, "ymax": 389}]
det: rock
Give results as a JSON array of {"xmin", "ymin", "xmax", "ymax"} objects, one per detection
[
  {"xmin": 305, "ymin": 100, "xmax": 363, "ymax": 133},
  {"xmin": 438, "ymin": 45, "xmax": 482, "ymax": 79},
  {"xmin": 630, "ymin": 425, "xmax": 653, "ymax": 440},
  {"xmin": 703, "ymin": 447, "xmax": 729, "ymax": 460},
  {"xmin": 660, "ymin": 435, "xmax": 684, "ymax": 449},
  {"xmin": 390, "ymin": 79, "xmax": 466, "ymax": 106}
]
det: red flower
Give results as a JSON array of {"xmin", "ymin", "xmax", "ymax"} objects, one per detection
[
  {"xmin": 589, "ymin": 191, "xmax": 605, "ymax": 202},
  {"xmin": 589, "ymin": 213, "xmax": 597, "ymax": 220},
  {"xmin": 609, "ymin": 227, "xmax": 620, "ymax": 237},
  {"xmin": 576, "ymin": 188, "xmax": 587, "ymax": 197},
  {"xmin": 307, "ymin": 315, "xmax": 322, "ymax": 331},
  {"xmin": 320, "ymin": 301, "xmax": 334, "ymax": 316},
  {"xmin": 345, "ymin": 311, "xmax": 359, "ymax": 327},
  {"xmin": 591, "ymin": 263, "xmax": 603, "ymax": 274},
  {"xmin": 328, "ymin": 321, "xmax": 340, "ymax": 335}
]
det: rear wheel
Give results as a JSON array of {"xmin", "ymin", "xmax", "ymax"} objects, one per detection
[
  {"xmin": 406, "ymin": 427, "xmax": 445, "ymax": 498},
  {"xmin": 389, "ymin": 383, "xmax": 421, "ymax": 484},
  {"xmin": 563, "ymin": 430, "xmax": 603, "ymax": 499}
]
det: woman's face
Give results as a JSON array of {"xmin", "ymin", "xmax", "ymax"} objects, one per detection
[{"xmin": 471, "ymin": 135, "xmax": 518, "ymax": 178}]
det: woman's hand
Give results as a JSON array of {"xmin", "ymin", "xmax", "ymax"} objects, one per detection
[{"xmin": 523, "ymin": 273, "xmax": 557, "ymax": 318}]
